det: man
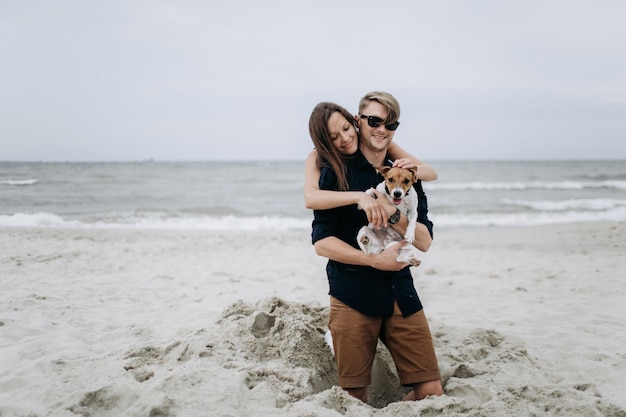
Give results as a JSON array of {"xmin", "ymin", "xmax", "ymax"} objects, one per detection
[{"xmin": 311, "ymin": 91, "xmax": 443, "ymax": 403}]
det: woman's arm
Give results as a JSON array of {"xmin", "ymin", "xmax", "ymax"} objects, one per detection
[
  {"xmin": 304, "ymin": 150, "xmax": 389, "ymax": 227},
  {"xmin": 387, "ymin": 142, "xmax": 438, "ymax": 181},
  {"xmin": 304, "ymin": 150, "xmax": 363, "ymax": 209}
]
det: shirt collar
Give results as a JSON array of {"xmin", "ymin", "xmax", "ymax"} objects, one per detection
[{"xmin": 351, "ymin": 149, "xmax": 393, "ymax": 170}]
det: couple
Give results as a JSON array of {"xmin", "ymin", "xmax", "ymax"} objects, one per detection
[{"xmin": 304, "ymin": 91, "xmax": 443, "ymax": 403}]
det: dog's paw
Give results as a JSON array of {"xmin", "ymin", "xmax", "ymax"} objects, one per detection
[
  {"xmin": 357, "ymin": 227, "xmax": 371, "ymax": 254},
  {"xmin": 409, "ymin": 258, "xmax": 421, "ymax": 267},
  {"xmin": 404, "ymin": 233, "xmax": 415, "ymax": 244},
  {"xmin": 365, "ymin": 188, "xmax": 376, "ymax": 197}
]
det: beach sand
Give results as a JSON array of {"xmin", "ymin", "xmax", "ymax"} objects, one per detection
[{"xmin": 1, "ymin": 223, "xmax": 625, "ymax": 416}]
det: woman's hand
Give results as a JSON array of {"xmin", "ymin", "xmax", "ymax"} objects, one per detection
[
  {"xmin": 357, "ymin": 191, "xmax": 388, "ymax": 229},
  {"xmin": 360, "ymin": 189, "xmax": 398, "ymax": 229},
  {"xmin": 392, "ymin": 158, "xmax": 438, "ymax": 181},
  {"xmin": 392, "ymin": 158, "xmax": 416, "ymax": 169}
]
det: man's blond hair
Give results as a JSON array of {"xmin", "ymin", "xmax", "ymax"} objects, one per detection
[{"xmin": 358, "ymin": 91, "xmax": 400, "ymax": 123}]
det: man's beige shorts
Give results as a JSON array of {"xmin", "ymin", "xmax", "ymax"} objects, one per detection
[{"xmin": 328, "ymin": 296, "xmax": 441, "ymax": 388}]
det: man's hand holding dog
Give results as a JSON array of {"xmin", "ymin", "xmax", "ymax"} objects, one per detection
[{"xmin": 368, "ymin": 241, "xmax": 410, "ymax": 271}]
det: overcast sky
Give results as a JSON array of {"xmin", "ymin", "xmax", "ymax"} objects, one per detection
[{"xmin": 1, "ymin": 1, "xmax": 625, "ymax": 161}]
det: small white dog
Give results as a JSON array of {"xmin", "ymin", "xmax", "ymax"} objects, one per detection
[{"xmin": 357, "ymin": 166, "xmax": 422, "ymax": 267}]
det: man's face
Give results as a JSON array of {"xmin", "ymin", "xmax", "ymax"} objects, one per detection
[{"xmin": 356, "ymin": 101, "xmax": 396, "ymax": 153}]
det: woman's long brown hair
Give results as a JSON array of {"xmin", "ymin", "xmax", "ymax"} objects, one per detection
[{"xmin": 308, "ymin": 102, "xmax": 356, "ymax": 191}]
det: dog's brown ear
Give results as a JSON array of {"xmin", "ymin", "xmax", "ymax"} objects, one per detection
[
  {"xmin": 408, "ymin": 166, "xmax": 418, "ymax": 182},
  {"xmin": 376, "ymin": 166, "xmax": 391, "ymax": 175}
]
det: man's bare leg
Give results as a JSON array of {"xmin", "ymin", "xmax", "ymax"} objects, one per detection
[
  {"xmin": 346, "ymin": 387, "xmax": 368, "ymax": 403},
  {"xmin": 403, "ymin": 380, "xmax": 443, "ymax": 401}
]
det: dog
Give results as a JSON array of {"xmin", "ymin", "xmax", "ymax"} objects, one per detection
[{"xmin": 356, "ymin": 166, "xmax": 421, "ymax": 267}]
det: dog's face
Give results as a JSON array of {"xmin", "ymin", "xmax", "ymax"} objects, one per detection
[{"xmin": 377, "ymin": 166, "xmax": 418, "ymax": 205}]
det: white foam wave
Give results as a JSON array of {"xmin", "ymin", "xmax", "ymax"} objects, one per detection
[
  {"xmin": 502, "ymin": 198, "xmax": 626, "ymax": 211},
  {"xmin": 432, "ymin": 180, "xmax": 626, "ymax": 191},
  {"xmin": 0, "ymin": 212, "xmax": 311, "ymax": 231},
  {"xmin": 1, "ymin": 209, "xmax": 624, "ymax": 230},
  {"xmin": 431, "ymin": 206, "xmax": 626, "ymax": 228},
  {"xmin": 0, "ymin": 212, "xmax": 82, "ymax": 228},
  {"xmin": 0, "ymin": 179, "xmax": 38, "ymax": 186}
]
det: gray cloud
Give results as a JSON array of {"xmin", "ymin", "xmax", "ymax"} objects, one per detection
[{"xmin": 1, "ymin": 0, "xmax": 625, "ymax": 161}]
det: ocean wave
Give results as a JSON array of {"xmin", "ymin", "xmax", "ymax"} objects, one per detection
[
  {"xmin": 0, "ymin": 179, "xmax": 38, "ymax": 186},
  {"xmin": 0, "ymin": 212, "xmax": 311, "ymax": 231},
  {"xmin": 501, "ymin": 198, "xmax": 626, "ymax": 211},
  {"xmin": 1, "ymin": 209, "xmax": 624, "ymax": 230},
  {"xmin": 431, "ymin": 207, "xmax": 626, "ymax": 227},
  {"xmin": 431, "ymin": 180, "xmax": 626, "ymax": 191}
]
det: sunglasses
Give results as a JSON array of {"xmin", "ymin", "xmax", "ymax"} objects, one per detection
[{"xmin": 359, "ymin": 114, "xmax": 400, "ymax": 131}]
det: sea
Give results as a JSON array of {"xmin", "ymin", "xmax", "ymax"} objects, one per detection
[{"xmin": 1, "ymin": 160, "xmax": 625, "ymax": 231}]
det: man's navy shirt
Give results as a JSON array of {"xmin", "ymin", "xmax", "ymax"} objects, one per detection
[{"xmin": 311, "ymin": 150, "xmax": 433, "ymax": 318}]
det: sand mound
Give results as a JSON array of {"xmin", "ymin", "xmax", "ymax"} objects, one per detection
[{"xmin": 217, "ymin": 297, "xmax": 337, "ymax": 406}]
